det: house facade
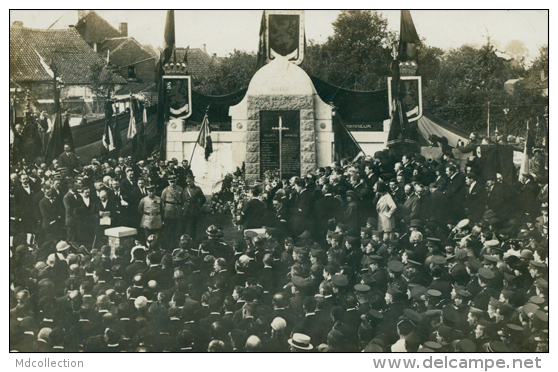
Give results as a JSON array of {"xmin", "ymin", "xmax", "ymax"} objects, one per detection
[{"xmin": 10, "ymin": 23, "xmax": 126, "ymax": 118}]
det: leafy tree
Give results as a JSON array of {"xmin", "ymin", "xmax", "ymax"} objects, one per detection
[
  {"xmin": 302, "ymin": 10, "xmax": 393, "ymax": 90},
  {"xmin": 423, "ymin": 41, "xmax": 520, "ymax": 134},
  {"xmin": 511, "ymin": 45, "xmax": 548, "ymax": 142},
  {"xmin": 196, "ymin": 50, "xmax": 256, "ymax": 95}
]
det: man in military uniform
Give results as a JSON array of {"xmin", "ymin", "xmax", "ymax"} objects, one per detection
[
  {"xmin": 182, "ymin": 175, "xmax": 205, "ymax": 240},
  {"xmin": 161, "ymin": 175, "xmax": 184, "ymax": 250},
  {"xmin": 138, "ymin": 185, "xmax": 162, "ymax": 240}
]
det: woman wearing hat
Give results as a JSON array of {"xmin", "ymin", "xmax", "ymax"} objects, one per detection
[
  {"xmin": 138, "ymin": 185, "xmax": 162, "ymax": 240},
  {"xmin": 375, "ymin": 181, "xmax": 397, "ymax": 241}
]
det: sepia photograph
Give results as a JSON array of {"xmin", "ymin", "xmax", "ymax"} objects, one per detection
[{"xmin": 8, "ymin": 8, "xmax": 549, "ymax": 360}]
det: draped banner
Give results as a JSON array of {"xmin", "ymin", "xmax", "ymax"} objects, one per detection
[
  {"xmin": 164, "ymin": 75, "xmax": 192, "ymax": 130},
  {"xmin": 265, "ymin": 10, "xmax": 305, "ymax": 65}
]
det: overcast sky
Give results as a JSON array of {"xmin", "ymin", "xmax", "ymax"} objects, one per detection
[{"xmin": 10, "ymin": 10, "xmax": 548, "ymax": 63}]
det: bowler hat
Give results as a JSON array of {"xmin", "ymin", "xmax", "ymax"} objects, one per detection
[
  {"xmin": 206, "ymin": 225, "xmax": 220, "ymax": 237},
  {"xmin": 172, "ymin": 248, "xmax": 189, "ymax": 262},
  {"xmin": 410, "ymin": 219, "xmax": 423, "ymax": 228},
  {"xmin": 56, "ymin": 241, "xmax": 70, "ymax": 252}
]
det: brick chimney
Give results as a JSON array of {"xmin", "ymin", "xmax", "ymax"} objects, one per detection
[
  {"xmin": 202, "ymin": 44, "xmax": 206, "ymax": 53},
  {"xmin": 119, "ymin": 22, "xmax": 128, "ymax": 37},
  {"xmin": 12, "ymin": 21, "xmax": 23, "ymax": 28}
]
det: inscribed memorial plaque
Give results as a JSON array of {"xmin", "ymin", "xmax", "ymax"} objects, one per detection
[{"xmin": 260, "ymin": 110, "xmax": 300, "ymax": 179}]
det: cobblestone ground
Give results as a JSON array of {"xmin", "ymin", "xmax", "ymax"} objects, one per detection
[{"xmin": 193, "ymin": 212, "xmax": 243, "ymax": 246}]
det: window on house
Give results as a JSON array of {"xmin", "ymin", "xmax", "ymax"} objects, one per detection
[{"xmin": 128, "ymin": 66, "xmax": 136, "ymax": 80}]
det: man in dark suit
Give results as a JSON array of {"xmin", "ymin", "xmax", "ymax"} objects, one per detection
[
  {"xmin": 314, "ymin": 183, "xmax": 343, "ymax": 242},
  {"xmin": 12, "ymin": 173, "xmax": 39, "ymax": 235},
  {"xmin": 444, "ymin": 164, "xmax": 466, "ymax": 221},
  {"xmin": 463, "ymin": 173, "xmax": 487, "ymax": 222},
  {"xmin": 238, "ymin": 186, "xmax": 266, "ymax": 230},
  {"xmin": 120, "ymin": 168, "xmax": 136, "ymax": 198},
  {"xmin": 485, "ymin": 177, "xmax": 506, "ymax": 217},
  {"xmin": 63, "ymin": 180, "xmax": 80, "ymax": 243},
  {"xmin": 291, "ymin": 296, "xmax": 324, "ymax": 345},
  {"xmin": 199, "ymin": 297, "xmax": 223, "ymax": 332},
  {"xmin": 182, "ymin": 175, "xmax": 206, "ymax": 239},
  {"xmin": 291, "ymin": 177, "xmax": 312, "ymax": 236},
  {"xmin": 400, "ymin": 184, "xmax": 421, "ymax": 226},
  {"xmin": 74, "ymin": 186, "xmax": 95, "ymax": 247},
  {"xmin": 57, "ymin": 144, "xmax": 80, "ymax": 176},
  {"xmin": 92, "ymin": 190, "xmax": 118, "ymax": 248},
  {"xmin": 39, "ymin": 188, "xmax": 65, "ymax": 239},
  {"xmin": 427, "ymin": 183, "xmax": 448, "ymax": 223}
]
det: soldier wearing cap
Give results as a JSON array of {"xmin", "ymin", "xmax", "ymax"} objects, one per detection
[
  {"xmin": 160, "ymin": 174, "xmax": 184, "ymax": 249},
  {"xmin": 387, "ymin": 260, "xmax": 408, "ymax": 294},
  {"xmin": 138, "ymin": 185, "xmax": 162, "ymax": 240},
  {"xmin": 361, "ymin": 255, "xmax": 389, "ymax": 293},
  {"xmin": 182, "ymin": 175, "xmax": 205, "ymax": 239},
  {"xmin": 471, "ymin": 268, "xmax": 498, "ymax": 311}
]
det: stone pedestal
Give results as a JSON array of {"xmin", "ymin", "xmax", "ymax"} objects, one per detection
[
  {"xmin": 230, "ymin": 56, "xmax": 333, "ymax": 183},
  {"xmin": 105, "ymin": 226, "xmax": 137, "ymax": 258}
]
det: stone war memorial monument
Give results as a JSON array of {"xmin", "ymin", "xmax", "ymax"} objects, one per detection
[{"xmin": 165, "ymin": 10, "xmax": 406, "ymax": 192}]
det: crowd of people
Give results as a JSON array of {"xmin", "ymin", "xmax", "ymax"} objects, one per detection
[{"xmin": 9, "ymin": 133, "xmax": 549, "ymax": 352}]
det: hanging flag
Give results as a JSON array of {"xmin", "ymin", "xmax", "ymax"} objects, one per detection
[
  {"xmin": 519, "ymin": 121, "xmax": 535, "ymax": 182},
  {"xmin": 255, "ymin": 11, "xmax": 267, "ymax": 72},
  {"xmin": 45, "ymin": 72, "xmax": 67, "ymax": 164},
  {"xmin": 157, "ymin": 10, "xmax": 175, "ymax": 158},
  {"xmin": 102, "ymin": 99, "xmax": 116, "ymax": 158},
  {"xmin": 387, "ymin": 10, "xmax": 421, "ymax": 156},
  {"xmin": 333, "ymin": 114, "xmax": 363, "ymax": 162},
  {"xmin": 162, "ymin": 10, "xmax": 175, "ymax": 66},
  {"xmin": 34, "ymin": 49, "xmax": 54, "ymax": 79},
  {"xmin": 399, "ymin": 10, "xmax": 420, "ymax": 62},
  {"xmin": 106, "ymin": 49, "xmax": 110, "ymax": 64},
  {"xmin": 127, "ymin": 95, "xmax": 137, "ymax": 139},
  {"xmin": 197, "ymin": 113, "xmax": 213, "ymax": 160}
]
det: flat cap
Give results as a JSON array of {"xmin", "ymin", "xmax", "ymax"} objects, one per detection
[
  {"xmin": 529, "ymin": 296, "xmax": 545, "ymax": 305},
  {"xmin": 457, "ymin": 338, "xmax": 476, "ymax": 352},
  {"xmin": 354, "ymin": 284, "xmax": 371, "ymax": 293},
  {"xmin": 487, "ymin": 340, "xmax": 509, "ymax": 352},
  {"xmin": 456, "ymin": 289, "xmax": 472, "ymax": 299},
  {"xmin": 410, "ymin": 285, "xmax": 427, "ymax": 301},
  {"xmin": 477, "ymin": 267, "xmax": 495, "ymax": 280},
  {"xmin": 520, "ymin": 249, "xmax": 534, "ymax": 260},
  {"xmin": 442, "ymin": 305, "xmax": 460, "ymax": 323},
  {"xmin": 403, "ymin": 308, "xmax": 422, "ymax": 324},
  {"xmin": 244, "ymin": 230, "xmax": 258, "ymax": 238},
  {"xmin": 368, "ymin": 309, "xmax": 384, "ymax": 320},
  {"xmin": 331, "ymin": 274, "xmax": 348, "ymax": 287},
  {"xmin": 331, "ymin": 233, "xmax": 344, "ymax": 242},
  {"xmin": 388, "ymin": 260, "xmax": 404, "ymax": 273},
  {"xmin": 291, "ymin": 276, "xmax": 309, "ymax": 288},
  {"xmin": 456, "ymin": 219, "xmax": 470, "ymax": 229},
  {"xmin": 529, "ymin": 260, "xmax": 547, "ymax": 269},
  {"xmin": 534, "ymin": 278, "xmax": 549, "ymax": 289},
  {"xmin": 431, "ymin": 255, "xmax": 447, "ymax": 265},
  {"xmin": 424, "ymin": 341, "xmax": 442, "ymax": 350},
  {"xmin": 426, "ymin": 289, "xmax": 442, "ymax": 298}
]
